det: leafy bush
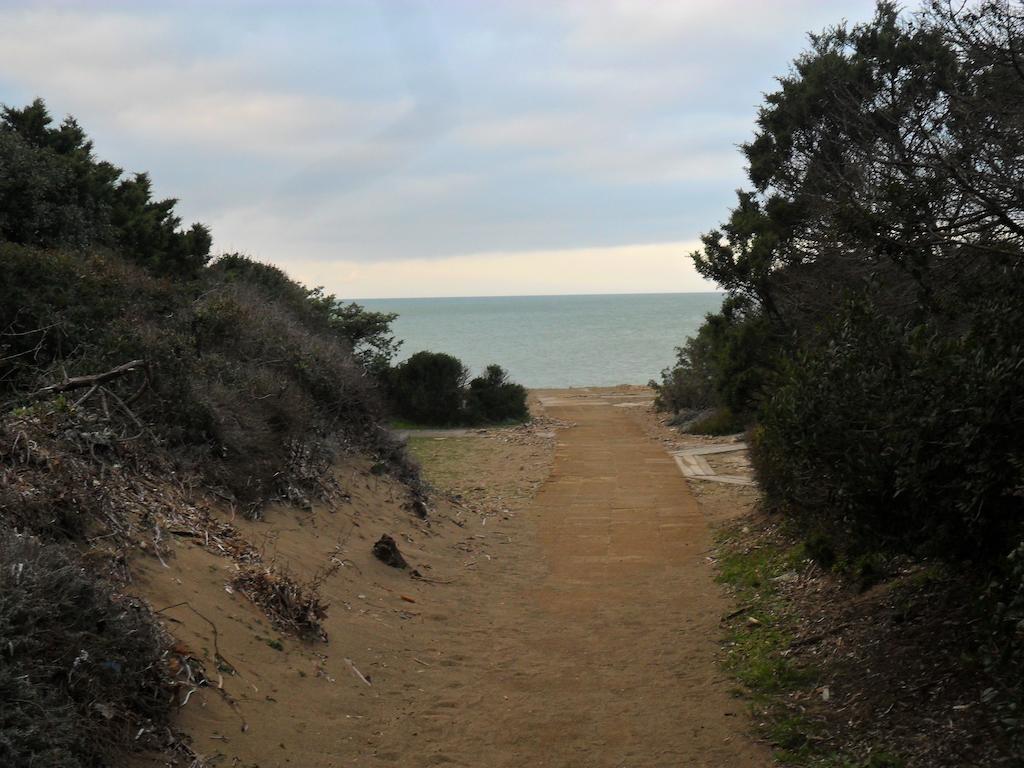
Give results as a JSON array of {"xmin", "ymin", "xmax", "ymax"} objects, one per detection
[
  {"xmin": 388, "ymin": 354, "xmax": 528, "ymax": 426},
  {"xmin": 388, "ymin": 351, "xmax": 468, "ymax": 425},
  {"xmin": 753, "ymin": 293, "xmax": 1024, "ymax": 561},
  {"xmin": 663, "ymin": 2, "xmax": 1024, "ymax": 570},
  {"xmin": 0, "ymin": 241, "xmax": 389, "ymax": 505},
  {"xmin": 686, "ymin": 407, "xmax": 745, "ymax": 436},
  {"xmin": 0, "ymin": 530, "xmax": 170, "ymax": 767},
  {"xmin": 209, "ymin": 253, "xmax": 401, "ymax": 376},
  {"xmin": 652, "ymin": 297, "xmax": 774, "ymax": 422},
  {"xmin": 465, "ymin": 365, "xmax": 528, "ymax": 423}
]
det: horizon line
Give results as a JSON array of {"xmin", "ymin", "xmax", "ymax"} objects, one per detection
[{"xmin": 347, "ymin": 289, "xmax": 724, "ymax": 302}]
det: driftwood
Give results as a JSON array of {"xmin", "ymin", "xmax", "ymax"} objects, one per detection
[{"xmin": 27, "ymin": 359, "xmax": 145, "ymax": 399}]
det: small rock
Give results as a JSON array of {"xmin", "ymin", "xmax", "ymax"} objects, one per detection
[
  {"xmin": 406, "ymin": 497, "xmax": 429, "ymax": 519},
  {"xmin": 372, "ymin": 535, "xmax": 408, "ymax": 569}
]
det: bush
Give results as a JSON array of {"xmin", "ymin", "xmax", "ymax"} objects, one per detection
[
  {"xmin": 388, "ymin": 354, "xmax": 530, "ymax": 426},
  {"xmin": 651, "ymin": 297, "xmax": 774, "ymax": 420},
  {"xmin": 753, "ymin": 293, "xmax": 1024, "ymax": 561},
  {"xmin": 388, "ymin": 351, "xmax": 468, "ymax": 425},
  {"xmin": 0, "ymin": 241, "xmax": 389, "ymax": 507},
  {"xmin": 686, "ymin": 407, "xmax": 744, "ymax": 436},
  {"xmin": 209, "ymin": 254, "xmax": 401, "ymax": 377},
  {"xmin": 0, "ymin": 530, "xmax": 170, "ymax": 767},
  {"xmin": 465, "ymin": 365, "xmax": 528, "ymax": 423}
]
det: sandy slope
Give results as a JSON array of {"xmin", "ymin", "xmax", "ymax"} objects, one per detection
[{"xmin": 130, "ymin": 388, "xmax": 766, "ymax": 767}]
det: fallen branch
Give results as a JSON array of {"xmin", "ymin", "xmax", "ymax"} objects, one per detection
[
  {"xmin": 27, "ymin": 359, "xmax": 145, "ymax": 399},
  {"xmin": 344, "ymin": 657, "xmax": 373, "ymax": 687}
]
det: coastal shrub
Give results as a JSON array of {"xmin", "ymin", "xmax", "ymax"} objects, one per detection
[
  {"xmin": 651, "ymin": 297, "xmax": 774, "ymax": 424},
  {"xmin": 387, "ymin": 354, "xmax": 530, "ymax": 426},
  {"xmin": 667, "ymin": 2, "xmax": 1024, "ymax": 569},
  {"xmin": 686, "ymin": 407, "xmax": 744, "ymax": 436},
  {"xmin": 192, "ymin": 281, "xmax": 383, "ymax": 500},
  {"xmin": 465, "ymin": 365, "xmax": 528, "ymax": 423},
  {"xmin": 651, "ymin": 324, "xmax": 718, "ymax": 413},
  {"xmin": 0, "ymin": 530, "xmax": 170, "ymax": 767},
  {"xmin": 388, "ymin": 351, "xmax": 468, "ymax": 426},
  {"xmin": 209, "ymin": 254, "xmax": 400, "ymax": 377},
  {"xmin": 753, "ymin": 293, "xmax": 1024, "ymax": 561}
]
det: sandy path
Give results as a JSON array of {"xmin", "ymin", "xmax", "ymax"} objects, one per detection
[
  {"xmin": 395, "ymin": 391, "xmax": 768, "ymax": 767},
  {"xmin": 131, "ymin": 389, "xmax": 766, "ymax": 767}
]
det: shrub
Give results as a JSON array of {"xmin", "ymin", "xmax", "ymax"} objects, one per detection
[
  {"xmin": 753, "ymin": 294, "xmax": 1024, "ymax": 561},
  {"xmin": 652, "ymin": 297, "xmax": 775, "ymax": 420},
  {"xmin": 0, "ymin": 530, "xmax": 170, "ymax": 767},
  {"xmin": 686, "ymin": 407, "xmax": 744, "ymax": 436},
  {"xmin": 0, "ymin": 241, "xmax": 390, "ymax": 507},
  {"xmin": 388, "ymin": 354, "xmax": 530, "ymax": 426},
  {"xmin": 388, "ymin": 351, "xmax": 468, "ymax": 425},
  {"xmin": 465, "ymin": 365, "xmax": 528, "ymax": 423},
  {"xmin": 209, "ymin": 254, "xmax": 401, "ymax": 377}
]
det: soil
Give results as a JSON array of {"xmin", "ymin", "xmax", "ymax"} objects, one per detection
[{"xmin": 128, "ymin": 386, "xmax": 769, "ymax": 767}]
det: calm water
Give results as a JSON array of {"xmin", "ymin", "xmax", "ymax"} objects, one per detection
[{"xmin": 358, "ymin": 293, "xmax": 723, "ymax": 389}]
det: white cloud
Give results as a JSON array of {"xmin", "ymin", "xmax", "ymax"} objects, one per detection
[
  {"xmin": 280, "ymin": 240, "xmax": 714, "ymax": 299},
  {"xmin": 0, "ymin": 8, "xmax": 409, "ymax": 160},
  {"xmin": 0, "ymin": 1, "xmax": 878, "ymax": 296},
  {"xmin": 558, "ymin": 0, "xmax": 854, "ymax": 53}
]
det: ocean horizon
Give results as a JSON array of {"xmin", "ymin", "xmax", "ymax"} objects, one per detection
[{"xmin": 359, "ymin": 292, "xmax": 723, "ymax": 389}]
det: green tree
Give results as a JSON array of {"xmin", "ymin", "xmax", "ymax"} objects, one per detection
[
  {"xmin": 325, "ymin": 302, "xmax": 401, "ymax": 377},
  {"xmin": 674, "ymin": 0, "xmax": 1024, "ymax": 568},
  {"xmin": 0, "ymin": 98, "xmax": 211, "ymax": 276}
]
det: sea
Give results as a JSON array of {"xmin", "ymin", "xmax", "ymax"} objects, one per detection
[{"xmin": 358, "ymin": 292, "xmax": 723, "ymax": 389}]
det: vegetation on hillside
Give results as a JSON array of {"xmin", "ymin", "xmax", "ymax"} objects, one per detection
[
  {"xmin": 0, "ymin": 96, "xmax": 533, "ymax": 763},
  {"xmin": 654, "ymin": 0, "xmax": 1023, "ymax": 750},
  {"xmin": 0, "ymin": 99, "xmax": 419, "ymax": 764}
]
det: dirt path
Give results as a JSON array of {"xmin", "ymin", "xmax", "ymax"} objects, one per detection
[
  {"xmin": 131, "ymin": 389, "xmax": 767, "ymax": 767},
  {"xmin": 392, "ymin": 389, "xmax": 768, "ymax": 767}
]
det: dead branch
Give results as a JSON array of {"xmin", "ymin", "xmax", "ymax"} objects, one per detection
[{"xmin": 26, "ymin": 359, "xmax": 145, "ymax": 399}]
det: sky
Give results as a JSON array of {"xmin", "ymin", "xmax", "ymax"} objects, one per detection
[{"xmin": 0, "ymin": 0, "xmax": 879, "ymax": 298}]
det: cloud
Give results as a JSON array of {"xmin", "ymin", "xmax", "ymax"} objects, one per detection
[
  {"xmin": 558, "ymin": 0, "xmax": 862, "ymax": 53},
  {"xmin": 0, "ymin": 0, "xmax": 879, "ymax": 296},
  {"xmin": 0, "ymin": 8, "xmax": 411, "ymax": 160},
  {"xmin": 280, "ymin": 239, "xmax": 714, "ymax": 299}
]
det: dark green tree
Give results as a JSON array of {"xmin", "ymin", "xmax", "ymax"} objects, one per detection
[{"xmin": 0, "ymin": 98, "xmax": 211, "ymax": 277}]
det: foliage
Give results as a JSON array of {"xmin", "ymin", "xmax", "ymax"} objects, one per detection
[
  {"xmin": 0, "ymin": 109, "xmax": 401, "ymax": 506},
  {"xmin": 0, "ymin": 99, "xmax": 210, "ymax": 276},
  {"xmin": 666, "ymin": 2, "xmax": 1024, "ymax": 573},
  {"xmin": 388, "ymin": 351, "xmax": 469, "ymax": 426},
  {"xmin": 388, "ymin": 354, "xmax": 528, "ymax": 426},
  {"xmin": 754, "ymin": 292, "xmax": 1024, "ymax": 560},
  {"xmin": 651, "ymin": 296, "xmax": 775, "ymax": 421},
  {"xmin": 465, "ymin": 364, "xmax": 528, "ymax": 423},
  {"xmin": 0, "ymin": 98, "xmax": 415, "ymax": 767},
  {"xmin": 685, "ymin": 407, "xmax": 745, "ymax": 436},
  {"xmin": 209, "ymin": 253, "xmax": 401, "ymax": 376},
  {"xmin": 0, "ymin": 530, "xmax": 170, "ymax": 768},
  {"xmin": 327, "ymin": 301, "xmax": 402, "ymax": 377}
]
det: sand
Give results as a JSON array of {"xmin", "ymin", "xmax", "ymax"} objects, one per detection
[{"xmin": 129, "ymin": 387, "xmax": 768, "ymax": 767}]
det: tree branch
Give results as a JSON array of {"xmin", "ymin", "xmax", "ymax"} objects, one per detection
[{"xmin": 26, "ymin": 359, "xmax": 145, "ymax": 399}]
